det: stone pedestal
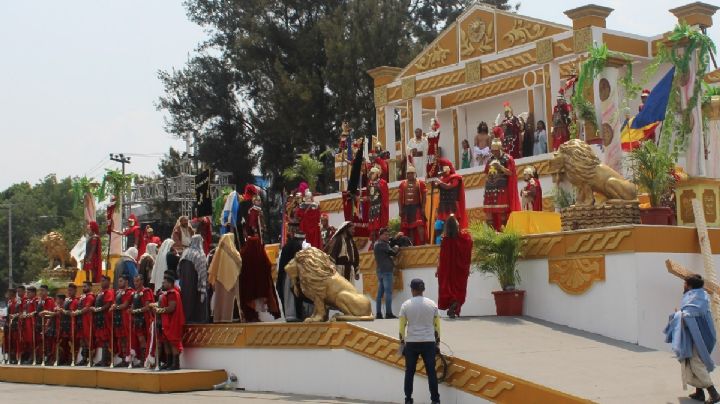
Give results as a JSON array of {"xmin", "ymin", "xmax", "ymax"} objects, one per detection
[{"xmin": 560, "ymin": 203, "xmax": 640, "ymax": 231}]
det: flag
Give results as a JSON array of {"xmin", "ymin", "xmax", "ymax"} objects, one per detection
[{"xmin": 631, "ymin": 67, "xmax": 675, "ymax": 129}]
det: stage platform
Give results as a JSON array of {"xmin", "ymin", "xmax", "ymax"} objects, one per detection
[{"xmin": 0, "ymin": 365, "xmax": 226, "ymax": 393}]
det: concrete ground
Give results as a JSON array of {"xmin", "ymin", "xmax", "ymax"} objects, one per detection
[
  {"xmin": 0, "ymin": 382, "xmax": 390, "ymax": 404},
  {"xmin": 357, "ymin": 316, "xmax": 708, "ymax": 404}
]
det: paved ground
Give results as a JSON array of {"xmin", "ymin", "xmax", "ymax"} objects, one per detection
[
  {"xmin": 357, "ymin": 317, "xmax": 706, "ymax": 404},
  {"xmin": 0, "ymin": 382, "xmax": 389, "ymax": 404}
]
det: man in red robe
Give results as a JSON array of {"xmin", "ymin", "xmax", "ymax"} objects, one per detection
[
  {"xmin": 84, "ymin": 221, "xmax": 103, "ymax": 282},
  {"xmin": 22, "ymin": 286, "xmax": 38, "ymax": 364},
  {"xmin": 398, "ymin": 165, "xmax": 427, "ymax": 245},
  {"xmin": 112, "ymin": 275, "xmax": 134, "ymax": 366},
  {"xmin": 484, "ymin": 139, "xmax": 521, "ymax": 231},
  {"xmin": 240, "ymin": 237, "xmax": 281, "ymax": 322},
  {"xmin": 36, "ymin": 285, "xmax": 56, "ymax": 365},
  {"xmin": 131, "ymin": 274, "xmax": 155, "ymax": 366},
  {"xmin": 4, "ymin": 288, "xmax": 17, "ymax": 363},
  {"xmin": 115, "ymin": 214, "xmax": 141, "ymax": 251},
  {"xmin": 366, "ymin": 166, "xmax": 389, "ymax": 248},
  {"xmin": 436, "ymin": 215, "xmax": 472, "ymax": 318},
  {"xmin": 92, "ymin": 276, "xmax": 115, "ymax": 366},
  {"xmin": 500, "ymin": 102, "xmax": 522, "ymax": 159},
  {"xmin": 297, "ymin": 190, "xmax": 322, "ymax": 249},
  {"xmin": 152, "ymin": 274, "xmax": 185, "ymax": 370},
  {"xmin": 521, "ymin": 167, "xmax": 543, "ymax": 211},
  {"xmin": 57, "ymin": 284, "xmax": 79, "ymax": 365},
  {"xmin": 74, "ymin": 281, "xmax": 95, "ymax": 366},
  {"xmin": 430, "ymin": 159, "xmax": 468, "ymax": 230}
]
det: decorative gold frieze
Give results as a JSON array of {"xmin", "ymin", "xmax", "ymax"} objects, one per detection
[
  {"xmin": 482, "ymin": 51, "xmax": 537, "ymax": 76},
  {"xmin": 377, "ymin": 108, "xmax": 385, "ymax": 135},
  {"xmin": 465, "ymin": 60, "xmax": 483, "ymax": 83},
  {"xmin": 362, "ymin": 270, "xmax": 404, "ymax": 297},
  {"xmin": 566, "ymin": 230, "xmax": 632, "ymax": 254},
  {"xmin": 374, "ymin": 85, "xmax": 387, "ymax": 107},
  {"xmin": 414, "ymin": 43, "xmax": 451, "ymax": 72},
  {"xmin": 416, "ymin": 69, "xmax": 465, "ymax": 94},
  {"xmin": 548, "ymin": 255, "xmax": 605, "ymax": 295},
  {"xmin": 503, "ymin": 19, "xmax": 548, "ymax": 46},
  {"xmin": 535, "ymin": 38, "xmax": 554, "ymax": 64},
  {"xmin": 319, "ymin": 197, "xmax": 343, "ymax": 212},
  {"xmin": 524, "ymin": 236, "xmax": 562, "ymax": 258},
  {"xmin": 359, "ymin": 244, "xmax": 440, "ymax": 273},
  {"xmin": 402, "ymin": 77, "xmax": 416, "ymax": 100},
  {"xmin": 573, "ymin": 27, "xmax": 593, "ymax": 53},
  {"xmin": 387, "ymin": 86, "xmax": 402, "ymax": 102},
  {"xmin": 442, "ymin": 75, "xmax": 525, "ymax": 109},
  {"xmin": 460, "ymin": 18, "xmax": 494, "ymax": 57}
]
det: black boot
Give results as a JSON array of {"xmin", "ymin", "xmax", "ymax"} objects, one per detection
[
  {"xmin": 706, "ymin": 386, "xmax": 720, "ymax": 404},
  {"xmin": 160, "ymin": 354, "xmax": 172, "ymax": 370},
  {"xmin": 690, "ymin": 388, "xmax": 706, "ymax": 401},
  {"xmin": 170, "ymin": 354, "xmax": 180, "ymax": 370}
]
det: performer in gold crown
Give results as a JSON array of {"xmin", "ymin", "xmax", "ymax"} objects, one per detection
[
  {"xmin": 483, "ymin": 139, "xmax": 521, "ymax": 231},
  {"xmin": 398, "ymin": 165, "xmax": 427, "ymax": 246}
]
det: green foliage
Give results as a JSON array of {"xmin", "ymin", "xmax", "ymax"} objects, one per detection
[
  {"xmin": 469, "ymin": 222, "xmax": 524, "ymax": 291},
  {"xmin": 703, "ymin": 82, "xmax": 720, "ymax": 106},
  {"xmin": 213, "ymin": 187, "xmax": 234, "ymax": 225},
  {"xmin": 282, "ymin": 154, "xmax": 325, "ymax": 193},
  {"xmin": 388, "ymin": 218, "xmax": 401, "ymax": 234},
  {"xmin": 655, "ymin": 23, "xmax": 716, "ymax": 158},
  {"xmin": 551, "ymin": 185, "xmax": 575, "ymax": 210},
  {"xmin": 0, "ymin": 175, "xmax": 85, "ymax": 295},
  {"xmin": 71, "ymin": 176, "xmax": 100, "ymax": 206},
  {"xmin": 571, "ymin": 44, "xmax": 618, "ymax": 132},
  {"xmin": 628, "ymin": 141, "xmax": 674, "ymax": 207},
  {"xmin": 99, "ymin": 169, "xmax": 136, "ymax": 212}
]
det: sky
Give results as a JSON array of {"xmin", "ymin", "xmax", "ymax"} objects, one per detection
[{"xmin": 0, "ymin": 0, "xmax": 718, "ymax": 190}]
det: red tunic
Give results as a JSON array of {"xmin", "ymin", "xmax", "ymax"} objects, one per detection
[
  {"xmin": 77, "ymin": 293, "xmax": 95, "ymax": 342},
  {"xmin": 437, "ymin": 231, "xmax": 473, "ymax": 315},
  {"xmin": 341, "ymin": 190, "xmax": 369, "ymax": 237},
  {"xmin": 501, "ymin": 117, "xmax": 522, "ymax": 159},
  {"xmin": 84, "ymin": 235, "xmax": 103, "ymax": 283},
  {"xmin": 5, "ymin": 297, "xmax": 16, "ymax": 354},
  {"xmin": 159, "ymin": 287, "xmax": 185, "ymax": 352},
  {"xmin": 23, "ymin": 298, "xmax": 37, "ymax": 344},
  {"xmin": 436, "ymin": 160, "xmax": 467, "ymax": 229},
  {"xmin": 398, "ymin": 179, "xmax": 428, "ymax": 245},
  {"xmin": 297, "ymin": 204, "xmax": 322, "ymax": 249},
  {"xmin": 522, "ymin": 178, "xmax": 543, "ymax": 211},
  {"xmin": 93, "ymin": 289, "xmax": 115, "ymax": 345},
  {"xmin": 113, "ymin": 288, "xmax": 134, "ymax": 338},
  {"xmin": 551, "ymin": 103, "xmax": 572, "ymax": 151},
  {"xmin": 367, "ymin": 178, "xmax": 389, "ymax": 236},
  {"xmin": 483, "ymin": 153, "xmax": 521, "ymax": 214},
  {"xmin": 240, "ymin": 237, "xmax": 281, "ymax": 322}
]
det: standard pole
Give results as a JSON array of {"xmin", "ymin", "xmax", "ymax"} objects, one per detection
[{"xmin": 7, "ymin": 205, "xmax": 12, "ymax": 289}]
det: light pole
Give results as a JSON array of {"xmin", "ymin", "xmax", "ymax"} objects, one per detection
[{"xmin": 1, "ymin": 204, "xmax": 12, "ymax": 289}]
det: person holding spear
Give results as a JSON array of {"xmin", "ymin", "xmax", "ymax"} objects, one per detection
[
  {"xmin": 58, "ymin": 284, "xmax": 79, "ymax": 366},
  {"xmin": 73, "ymin": 281, "xmax": 95, "ymax": 366},
  {"xmin": 92, "ymin": 276, "xmax": 114, "ymax": 366},
  {"xmin": 36, "ymin": 285, "xmax": 56, "ymax": 366},
  {"xmin": 131, "ymin": 274, "xmax": 155, "ymax": 368}
]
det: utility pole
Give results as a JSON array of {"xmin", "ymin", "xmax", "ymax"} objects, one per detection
[
  {"xmin": 1, "ymin": 204, "xmax": 12, "ymax": 289},
  {"xmin": 109, "ymin": 153, "xmax": 131, "ymax": 252}
]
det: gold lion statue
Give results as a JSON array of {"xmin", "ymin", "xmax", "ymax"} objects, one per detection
[
  {"xmin": 41, "ymin": 232, "xmax": 77, "ymax": 269},
  {"xmin": 549, "ymin": 139, "xmax": 637, "ymax": 206},
  {"xmin": 285, "ymin": 247, "xmax": 373, "ymax": 323}
]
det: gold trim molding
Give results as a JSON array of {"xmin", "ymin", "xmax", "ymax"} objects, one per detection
[
  {"xmin": 536, "ymin": 38, "xmax": 554, "ymax": 64},
  {"xmin": 442, "ymin": 74, "xmax": 525, "ymax": 109},
  {"xmin": 402, "ymin": 77, "xmax": 416, "ymax": 100},
  {"xmin": 182, "ymin": 322, "xmax": 589, "ymax": 403},
  {"xmin": 374, "ymin": 85, "xmax": 387, "ymax": 107},
  {"xmin": 549, "ymin": 255, "xmax": 605, "ymax": 295},
  {"xmin": 573, "ymin": 27, "xmax": 593, "ymax": 53}
]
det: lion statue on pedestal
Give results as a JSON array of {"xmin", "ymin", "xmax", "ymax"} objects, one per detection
[
  {"xmin": 41, "ymin": 232, "xmax": 78, "ymax": 269},
  {"xmin": 549, "ymin": 139, "xmax": 637, "ymax": 206},
  {"xmin": 285, "ymin": 247, "xmax": 373, "ymax": 322}
]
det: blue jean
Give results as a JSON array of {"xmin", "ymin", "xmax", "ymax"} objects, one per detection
[
  {"xmin": 404, "ymin": 341, "xmax": 440, "ymax": 402},
  {"xmin": 376, "ymin": 271, "xmax": 393, "ymax": 316}
]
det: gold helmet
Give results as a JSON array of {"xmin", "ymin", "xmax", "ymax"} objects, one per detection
[{"xmin": 490, "ymin": 138, "xmax": 503, "ymax": 151}]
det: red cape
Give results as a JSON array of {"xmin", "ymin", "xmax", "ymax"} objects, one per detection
[
  {"xmin": 160, "ymin": 287, "xmax": 185, "ymax": 350},
  {"xmin": 506, "ymin": 155, "xmax": 521, "ymax": 212},
  {"xmin": 398, "ymin": 179, "xmax": 428, "ymax": 245},
  {"xmin": 368, "ymin": 179, "xmax": 389, "ymax": 232},
  {"xmin": 440, "ymin": 173, "xmax": 468, "ymax": 229},
  {"xmin": 437, "ymin": 231, "xmax": 473, "ymax": 314},
  {"xmin": 532, "ymin": 178, "xmax": 543, "ymax": 211},
  {"xmin": 299, "ymin": 205, "xmax": 322, "ymax": 249},
  {"xmin": 240, "ymin": 237, "xmax": 281, "ymax": 321}
]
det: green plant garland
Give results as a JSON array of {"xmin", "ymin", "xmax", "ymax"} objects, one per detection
[
  {"xmin": 571, "ymin": 44, "xmax": 612, "ymax": 131},
  {"xmin": 99, "ymin": 168, "xmax": 137, "ymax": 212}
]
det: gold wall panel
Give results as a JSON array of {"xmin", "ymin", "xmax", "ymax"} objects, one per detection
[
  {"xmin": 459, "ymin": 10, "xmax": 496, "ymax": 59},
  {"xmin": 549, "ymin": 255, "xmax": 605, "ymax": 295},
  {"xmin": 362, "ymin": 270, "xmax": 404, "ymax": 297},
  {"xmin": 602, "ymin": 33, "xmax": 649, "ymax": 57},
  {"xmin": 573, "ymin": 27, "xmax": 593, "ymax": 53},
  {"xmin": 536, "ymin": 38, "xmax": 554, "ymax": 64},
  {"xmin": 183, "ymin": 322, "xmax": 589, "ymax": 403},
  {"xmin": 402, "ymin": 77, "xmax": 416, "ymax": 100},
  {"xmin": 359, "ymin": 244, "xmax": 441, "ymax": 273},
  {"xmin": 705, "ymin": 68, "xmax": 720, "ymax": 84},
  {"xmin": 524, "ymin": 236, "xmax": 563, "ymax": 258},
  {"xmin": 387, "ymin": 86, "xmax": 402, "ymax": 102},
  {"xmin": 374, "ymin": 85, "xmax": 387, "ymax": 107},
  {"xmin": 403, "ymin": 24, "xmax": 459, "ymax": 77},
  {"xmin": 319, "ymin": 197, "xmax": 343, "ymax": 212},
  {"xmin": 496, "ymin": 13, "xmax": 567, "ymax": 52},
  {"xmin": 416, "ymin": 69, "xmax": 465, "ymax": 94},
  {"xmin": 482, "ymin": 50, "xmax": 537, "ymax": 77},
  {"xmin": 565, "ymin": 230, "xmax": 632, "ymax": 254}
]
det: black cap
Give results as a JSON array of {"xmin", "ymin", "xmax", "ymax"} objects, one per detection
[
  {"xmin": 410, "ymin": 278, "xmax": 425, "ymax": 291},
  {"xmin": 68, "ymin": 283, "xmax": 77, "ymax": 289},
  {"xmin": 40, "ymin": 285, "xmax": 49, "ymax": 290},
  {"xmin": 27, "ymin": 286, "xmax": 37, "ymax": 292}
]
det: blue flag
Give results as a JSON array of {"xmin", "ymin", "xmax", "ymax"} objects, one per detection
[{"xmin": 631, "ymin": 67, "xmax": 675, "ymax": 129}]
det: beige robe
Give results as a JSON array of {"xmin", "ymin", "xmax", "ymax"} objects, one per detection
[{"xmin": 208, "ymin": 234, "xmax": 242, "ymax": 322}]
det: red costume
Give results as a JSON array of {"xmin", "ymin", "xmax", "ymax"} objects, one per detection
[
  {"xmin": 483, "ymin": 147, "xmax": 521, "ymax": 231},
  {"xmin": 522, "ymin": 176, "xmax": 543, "ymax": 211},
  {"xmin": 500, "ymin": 103, "xmax": 522, "ymax": 159},
  {"xmin": 58, "ymin": 295, "xmax": 79, "ymax": 364},
  {"xmin": 84, "ymin": 221, "xmax": 103, "ymax": 282},
  {"xmin": 320, "ymin": 213, "xmax": 336, "ymax": 249},
  {"xmin": 194, "ymin": 217, "xmax": 212, "ymax": 254},
  {"xmin": 239, "ymin": 237, "xmax": 281, "ymax": 322},
  {"xmin": 435, "ymin": 159, "xmax": 468, "ymax": 229},
  {"xmin": 551, "ymin": 92, "xmax": 572, "ymax": 151},
  {"xmin": 297, "ymin": 198, "xmax": 322, "ymax": 249},
  {"xmin": 437, "ymin": 228, "xmax": 473, "ymax": 316},
  {"xmin": 113, "ymin": 287, "xmax": 134, "ymax": 358},
  {"xmin": 426, "ymin": 118, "xmax": 441, "ymax": 178},
  {"xmin": 131, "ymin": 287, "xmax": 155, "ymax": 361},
  {"xmin": 77, "ymin": 292, "xmax": 95, "ymax": 346},
  {"xmin": 366, "ymin": 173, "xmax": 389, "ymax": 246},
  {"xmin": 23, "ymin": 297, "xmax": 37, "ymax": 360},
  {"xmin": 93, "ymin": 288, "xmax": 115, "ymax": 347},
  {"xmin": 122, "ymin": 214, "xmax": 141, "ymax": 250},
  {"xmin": 398, "ymin": 172, "xmax": 428, "ymax": 245},
  {"xmin": 341, "ymin": 190, "xmax": 369, "ymax": 237},
  {"xmin": 159, "ymin": 286, "xmax": 185, "ymax": 353},
  {"xmin": 5, "ymin": 296, "xmax": 17, "ymax": 361},
  {"xmin": 36, "ymin": 295, "xmax": 56, "ymax": 363}
]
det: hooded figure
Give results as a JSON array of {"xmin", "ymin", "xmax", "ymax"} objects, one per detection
[
  {"xmin": 324, "ymin": 221, "xmax": 360, "ymax": 281},
  {"xmin": 178, "ymin": 235, "xmax": 209, "ymax": 324},
  {"xmin": 113, "ymin": 247, "xmax": 138, "ymax": 289},
  {"xmin": 208, "ymin": 233, "xmax": 242, "ymax": 323},
  {"xmin": 171, "ymin": 216, "xmax": 194, "ymax": 253},
  {"xmin": 437, "ymin": 215, "xmax": 472, "ymax": 318},
  {"xmin": 138, "ymin": 242, "xmax": 158, "ymax": 288},
  {"xmin": 151, "ymin": 239, "xmax": 175, "ymax": 292},
  {"xmin": 240, "ymin": 236, "xmax": 281, "ymax": 322},
  {"xmin": 277, "ymin": 231, "xmax": 308, "ymax": 322}
]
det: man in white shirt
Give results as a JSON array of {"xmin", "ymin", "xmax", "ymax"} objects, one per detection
[
  {"xmin": 399, "ymin": 278, "xmax": 441, "ymax": 404},
  {"xmin": 406, "ymin": 128, "xmax": 428, "ymax": 179}
]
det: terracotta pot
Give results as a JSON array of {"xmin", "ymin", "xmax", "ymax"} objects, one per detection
[
  {"xmin": 492, "ymin": 290, "xmax": 525, "ymax": 316},
  {"xmin": 639, "ymin": 206, "xmax": 673, "ymax": 225}
]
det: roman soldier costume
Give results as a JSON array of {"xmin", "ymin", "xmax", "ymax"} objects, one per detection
[
  {"xmin": 398, "ymin": 165, "xmax": 427, "ymax": 245},
  {"xmin": 483, "ymin": 139, "xmax": 521, "ymax": 231}
]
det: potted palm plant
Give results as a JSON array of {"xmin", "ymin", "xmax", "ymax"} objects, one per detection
[
  {"xmin": 469, "ymin": 223, "xmax": 525, "ymax": 316},
  {"xmin": 628, "ymin": 141, "xmax": 675, "ymax": 225},
  {"xmin": 282, "ymin": 153, "xmax": 325, "ymax": 193}
]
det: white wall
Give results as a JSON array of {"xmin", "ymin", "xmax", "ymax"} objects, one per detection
[
  {"xmin": 183, "ymin": 347, "xmax": 488, "ymax": 404},
  {"xmin": 461, "ymin": 90, "xmax": 528, "ymax": 141}
]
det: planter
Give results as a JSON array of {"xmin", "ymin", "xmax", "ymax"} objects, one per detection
[
  {"xmin": 492, "ymin": 290, "xmax": 525, "ymax": 316},
  {"xmin": 639, "ymin": 206, "xmax": 673, "ymax": 225}
]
